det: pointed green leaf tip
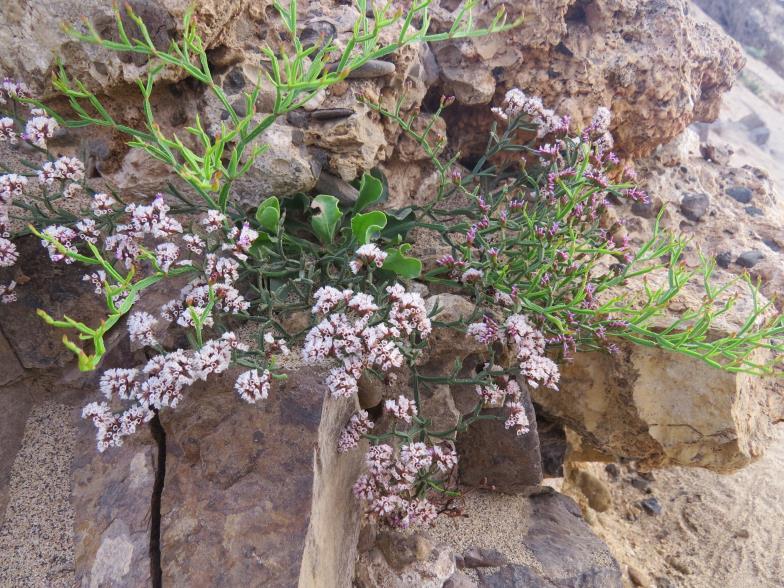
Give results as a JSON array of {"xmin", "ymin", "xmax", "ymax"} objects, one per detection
[
  {"xmin": 310, "ymin": 194, "xmax": 342, "ymax": 244},
  {"xmin": 351, "ymin": 210, "xmax": 387, "ymax": 245},
  {"xmin": 255, "ymin": 196, "xmax": 281, "ymax": 232},
  {"xmin": 354, "ymin": 172, "xmax": 383, "ymax": 212},
  {"xmin": 383, "ymin": 243, "xmax": 422, "ymax": 278}
]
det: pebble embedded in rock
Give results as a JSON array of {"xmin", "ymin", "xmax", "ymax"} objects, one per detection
[
  {"xmin": 632, "ymin": 199, "xmax": 657, "ymax": 218},
  {"xmin": 310, "ymin": 108, "xmax": 355, "ymax": 121},
  {"xmin": 605, "ymin": 463, "xmax": 621, "ymax": 480},
  {"xmin": 640, "ymin": 497, "xmax": 662, "ymax": 516},
  {"xmin": 628, "ymin": 565, "xmax": 653, "ymax": 587},
  {"xmin": 574, "ymin": 470, "xmax": 613, "ymax": 512},
  {"xmin": 736, "ymin": 250, "xmax": 765, "ymax": 268},
  {"xmin": 715, "ymin": 251, "xmax": 733, "ymax": 269},
  {"xmin": 763, "ymin": 239, "xmax": 781, "ymax": 252},
  {"xmin": 745, "ymin": 206, "xmax": 764, "ymax": 216},
  {"xmin": 329, "ymin": 59, "xmax": 396, "ymax": 79},
  {"xmin": 725, "ymin": 185, "xmax": 753, "ymax": 203},
  {"xmin": 315, "ymin": 172, "xmax": 359, "ymax": 205},
  {"xmin": 463, "ymin": 547, "xmax": 508, "ymax": 568},
  {"xmin": 680, "ymin": 193, "xmax": 710, "ymax": 222},
  {"xmin": 630, "ymin": 476, "xmax": 652, "ymax": 493},
  {"xmin": 666, "ymin": 556, "xmax": 692, "ymax": 575}
]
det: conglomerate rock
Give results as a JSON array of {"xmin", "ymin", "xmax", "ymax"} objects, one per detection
[{"xmin": 430, "ymin": 0, "xmax": 745, "ymax": 158}]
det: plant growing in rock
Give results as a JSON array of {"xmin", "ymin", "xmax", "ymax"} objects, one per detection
[{"xmin": 0, "ymin": 1, "xmax": 782, "ymax": 532}]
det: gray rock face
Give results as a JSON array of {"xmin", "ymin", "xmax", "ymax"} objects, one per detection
[
  {"xmin": 159, "ymin": 368, "xmax": 364, "ymax": 587},
  {"xmin": 478, "ymin": 492, "xmax": 622, "ymax": 587}
]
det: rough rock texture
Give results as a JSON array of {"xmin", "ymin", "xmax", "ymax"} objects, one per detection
[
  {"xmin": 159, "ymin": 368, "xmax": 364, "ymax": 587},
  {"xmin": 432, "ymin": 0, "xmax": 744, "ymax": 158},
  {"xmin": 72, "ymin": 420, "xmax": 156, "ymax": 588},
  {"xmin": 426, "ymin": 489, "xmax": 622, "ymax": 588},
  {"xmin": 457, "ymin": 387, "xmax": 544, "ymax": 492},
  {"xmin": 535, "ymin": 335, "xmax": 777, "ymax": 472},
  {"xmin": 695, "ymin": 0, "xmax": 784, "ymax": 78}
]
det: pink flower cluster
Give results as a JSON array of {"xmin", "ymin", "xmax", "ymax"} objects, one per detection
[
  {"xmin": 491, "ymin": 88, "xmax": 569, "ymax": 138},
  {"xmin": 303, "ymin": 281, "xmax": 431, "ymax": 400},
  {"xmin": 86, "ymin": 332, "xmax": 245, "ymax": 451},
  {"xmin": 352, "ymin": 441, "xmax": 457, "ymax": 529}
]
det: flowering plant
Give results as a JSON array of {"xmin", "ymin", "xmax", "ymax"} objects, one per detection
[{"xmin": 0, "ymin": 1, "xmax": 782, "ymax": 533}]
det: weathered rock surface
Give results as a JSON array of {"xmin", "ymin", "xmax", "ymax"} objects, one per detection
[
  {"xmin": 432, "ymin": 0, "xmax": 744, "ymax": 158},
  {"xmin": 477, "ymin": 492, "xmax": 622, "ymax": 587},
  {"xmin": 72, "ymin": 421, "xmax": 156, "ymax": 588},
  {"xmin": 535, "ymin": 333, "xmax": 777, "ymax": 471},
  {"xmin": 695, "ymin": 0, "xmax": 784, "ymax": 78},
  {"xmin": 159, "ymin": 368, "xmax": 364, "ymax": 587},
  {"xmin": 457, "ymin": 387, "xmax": 543, "ymax": 492}
]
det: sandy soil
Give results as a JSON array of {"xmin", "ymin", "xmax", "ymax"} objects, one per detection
[{"xmin": 565, "ymin": 424, "xmax": 784, "ymax": 587}]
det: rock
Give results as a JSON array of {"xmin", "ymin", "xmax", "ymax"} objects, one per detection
[
  {"xmin": 571, "ymin": 469, "xmax": 612, "ymax": 512},
  {"xmin": 736, "ymin": 250, "xmax": 765, "ymax": 268},
  {"xmin": 629, "ymin": 476, "xmax": 652, "ymax": 494},
  {"xmin": 700, "ymin": 141, "xmax": 732, "ymax": 165},
  {"xmin": 537, "ymin": 413, "xmax": 567, "ymax": 477},
  {"xmin": 422, "ymin": 294, "xmax": 484, "ymax": 380},
  {"xmin": 744, "ymin": 206, "xmax": 764, "ymax": 217},
  {"xmin": 376, "ymin": 531, "xmax": 433, "ymax": 570},
  {"xmin": 456, "ymin": 387, "xmax": 543, "ymax": 492},
  {"xmin": 0, "ymin": 236, "xmax": 112, "ymax": 370},
  {"xmin": 337, "ymin": 59, "xmax": 396, "ymax": 79},
  {"xmin": 72, "ymin": 418, "xmax": 156, "ymax": 588},
  {"xmin": 532, "ymin": 284, "xmax": 779, "ymax": 472},
  {"xmin": 355, "ymin": 542, "xmax": 456, "ymax": 588},
  {"xmin": 310, "ymin": 108, "xmax": 356, "ymax": 121},
  {"xmin": 628, "ymin": 565, "xmax": 654, "ymax": 587},
  {"xmin": 726, "ymin": 185, "xmax": 753, "ymax": 203},
  {"xmin": 604, "ymin": 463, "xmax": 620, "ymax": 480},
  {"xmin": 432, "ymin": 0, "xmax": 745, "ymax": 157},
  {"xmin": 0, "ymin": 384, "xmax": 33, "ymax": 525},
  {"xmin": 0, "ymin": 330, "xmax": 23, "ymax": 386},
  {"xmin": 231, "ymin": 122, "xmax": 321, "ymax": 207},
  {"xmin": 695, "ymin": 0, "xmax": 784, "ymax": 78},
  {"xmin": 680, "ymin": 193, "xmax": 711, "ymax": 221},
  {"xmin": 665, "ymin": 555, "xmax": 691, "ymax": 575},
  {"xmin": 445, "ymin": 570, "xmax": 478, "ymax": 588},
  {"xmin": 748, "ymin": 125, "xmax": 771, "ymax": 146},
  {"xmin": 715, "ymin": 251, "xmax": 733, "ymax": 268},
  {"xmin": 478, "ymin": 492, "xmax": 621, "ymax": 587},
  {"xmin": 159, "ymin": 368, "xmax": 364, "ymax": 587},
  {"xmin": 463, "ymin": 547, "xmax": 508, "ymax": 568},
  {"xmin": 640, "ymin": 497, "xmax": 663, "ymax": 516},
  {"xmin": 419, "ymin": 384, "xmax": 461, "ymax": 433},
  {"xmin": 315, "ymin": 171, "xmax": 359, "ymax": 205}
]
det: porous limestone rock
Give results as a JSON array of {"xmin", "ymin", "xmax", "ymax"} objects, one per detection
[
  {"xmin": 159, "ymin": 368, "xmax": 364, "ymax": 587},
  {"xmin": 431, "ymin": 0, "xmax": 744, "ymax": 158},
  {"xmin": 355, "ymin": 533, "xmax": 456, "ymax": 588}
]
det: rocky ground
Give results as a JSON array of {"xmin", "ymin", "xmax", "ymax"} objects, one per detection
[{"xmin": 0, "ymin": 1, "xmax": 783, "ymax": 587}]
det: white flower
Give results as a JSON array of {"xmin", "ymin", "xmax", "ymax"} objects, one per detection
[
  {"xmin": 222, "ymin": 222, "xmax": 257, "ymax": 261},
  {"xmin": 505, "ymin": 401, "xmax": 530, "ymax": 435},
  {"xmin": 155, "ymin": 242, "xmax": 180, "ymax": 272},
  {"xmin": 99, "ymin": 368, "xmax": 139, "ymax": 400},
  {"xmin": 235, "ymin": 369, "xmax": 271, "ymax": 403},
  {"xmin": 76, "ymin": 218, "xmax": 100, "ymax": 243},
  {"xmin": 183, "ymin": 234, "xmax": 205, "ymax": 254},
  {"xmin": 0, "ymin": 117, "xmax": 17, "ymax": 143},
  {"xmin": 38, "ymin": 156, "xmax": 84, "ymax": 184},
  {"xmin": 24, "ymin": 115, "xmax": 58, "ymax": 149},
  {"xmin": 128, "ymin": 311, "xmax": 158, "ymax": 347},
  {"xmin": 350, "ymin": 243, "xmax": 387, "ymax": 274},
  {"xmin": 325, "ymin": 367, "xmax": 358, "ymax": 398},
  {"xmin": 347, "ymin": 292, "xmax": 378, "ymax": 315},
  {"xmin": 0, "ymin": 237, "xmax": 18, "ymax": 267},
  {"xmin": 384, "ymin": 395, "xmax": 418, "ymax": 423},
  {"xmin": 460, "ymin": 268, "xmax": 483, "ymax": 284},
  {"xmin": 338, "ymin": 410, "xmax": 374, "ymax": 452},
  {"xmin": 312, "ymin": 286, "xmax": 353, "ymax": 315},
  {"xmin": 91, "ymin": 193, "xmax": 116, "ymax": 216},
  {"xmin": 0, "ymin": 174, "xmax": 28, "ymax": 205},
  {"xmin": 0, "ymin": 281, "xmax": 17, "ymax": 303},
  {"xmin": 82, "ymin": 270, "xmax": 107, "ymax": 295},
  {"xmin": 263, "ymin": 332, "xmax": 290, "ymax": 355},
  {"xmin": 201, "ymin": 209, "xmax": 225, "ymax": 232},
  {"xmin": 41, "ymin": 225, "xmax": 77, "ymax": 263}
]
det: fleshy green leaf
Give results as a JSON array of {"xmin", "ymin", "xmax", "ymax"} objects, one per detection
[
  {"xmin": 351, "ymin": 210, "xmax": 387, "ymax": 245},
  {"xmin": 255, "ymin": 196, "xmax": 280, "ymax": 232},
  {"xmin": 354, "ymin": 172, "xmax": 384, "ymax": 212},
  {"xmin": 382, "ymin": 207, "xmax": 418, "ymax": 241},
  {"xmin": 382, "ymin": 243, "xmax": 422, "ymax": 278},
  {"xmin": 310, "ymin": 194, "xmax": 342, "ymax": 244}
]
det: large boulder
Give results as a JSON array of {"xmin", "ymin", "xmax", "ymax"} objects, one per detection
[
  {"xmin": 159, "ymin": 367, "xmax": 364, "ymax": 587},
  {"xmin": 431, "ymin": 0, "xmax": 744, "ymax": 158}
]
